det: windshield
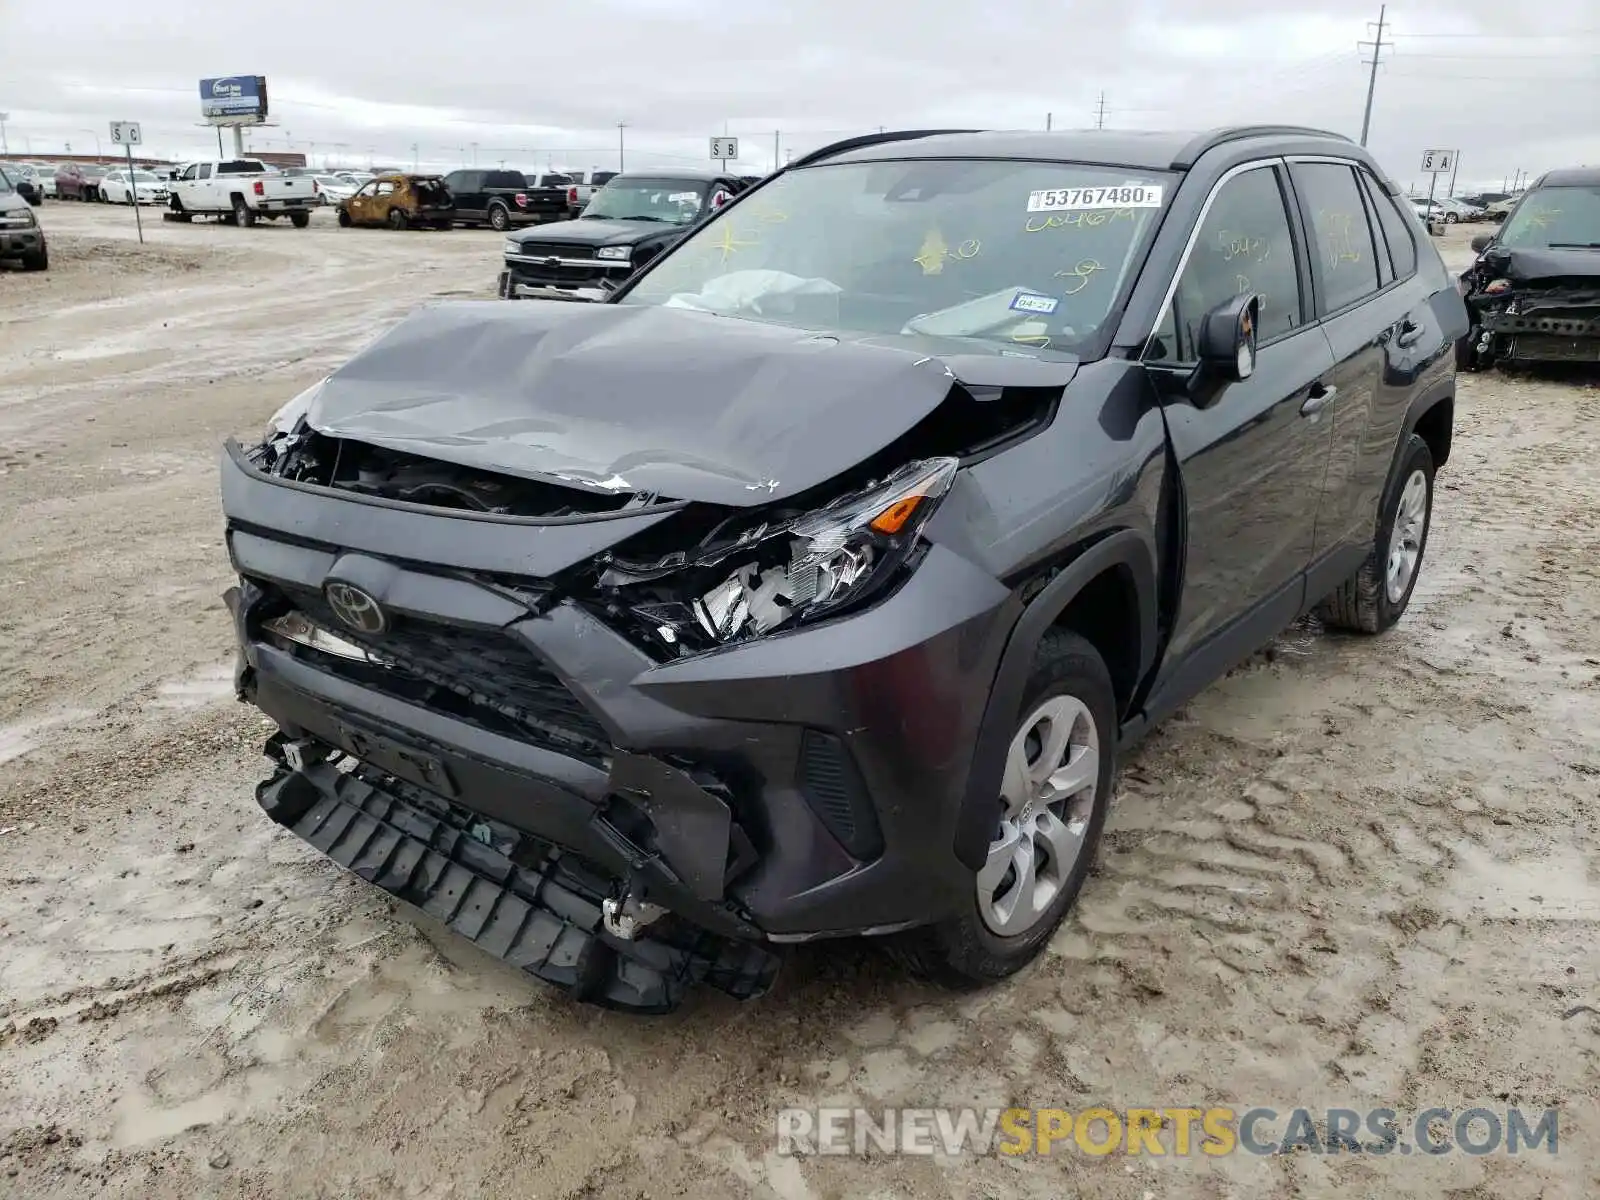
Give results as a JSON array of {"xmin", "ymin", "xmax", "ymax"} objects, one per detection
[
  {"xmin": 620, "ymin": 159, "xmax": 1172, "ymax": 351},
  {"xmin": 584, "ymin": 178, "xmax": 709, "ymax": 225},
  {"xmin": 0, "ymin": 167, "xmax": 12, "ymax": 193},
  {"xmin": 131, "ymin": 172, "xmax": 159, "ymax": 184},
  {"xmin": 1498, "ymin": 185, "xmax": 1600, "ymax": 249}
]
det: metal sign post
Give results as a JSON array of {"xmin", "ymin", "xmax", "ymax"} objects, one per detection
[
  {"xmin": 1419, "ymin": 148, "xmax": 1456, "ymax": 234},
  {"xmin": 710, "ymin": 136, "xmax": 739, "ymax": 164},
  {"xmin": 110, "ymin": 121, "xmax": 145, "ymax": 244}
]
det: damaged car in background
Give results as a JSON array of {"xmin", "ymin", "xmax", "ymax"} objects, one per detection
[
  {"xmin": 221, "ymin": 126, "xmax": 1464, "ymax": 1012},
  {"xmin": 1458, "ymin": 167, "xmax": 1600, "ymax": 370}
]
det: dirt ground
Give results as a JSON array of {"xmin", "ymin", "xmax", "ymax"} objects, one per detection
[{"xmin": 1, "ymin": 204, "xmax": 1597, "ymax": 1199}]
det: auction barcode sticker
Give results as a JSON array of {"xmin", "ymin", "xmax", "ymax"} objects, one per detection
[{"xmin": 1027, "ymin": 184, "xmax": 1163, "ymax": 212}]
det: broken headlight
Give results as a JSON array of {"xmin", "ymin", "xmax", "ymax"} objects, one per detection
[
  {"xmin": 633, "ymin": 458, "xmax": 959, "ymax": 650},
  {"xmin": 262, "ymin": 377, "xmax": 327, "ymax": 442}
]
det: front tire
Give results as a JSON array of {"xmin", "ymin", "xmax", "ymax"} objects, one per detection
[
  {"xmin": 388, "ymin": 209, "xmax": 409, "ymax": 230},
  {"xmin": 892, "ymin": 630, "xmax": 1115, "ymax": 987},
  {"xmin": 1316, "ymin": 433, "xmax": 1435, "ymax": 634},
  {"xmin": 337, "ymin": 208, "xmax": 352, "ymax": 227},
  {"xmin": 22, "ymin": 245, "xmax": 48, "ymax": 272}
]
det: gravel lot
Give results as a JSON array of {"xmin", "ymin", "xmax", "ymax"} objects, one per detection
[{"xmin": 2, "ymin": 204, "xmax": 1598, "ymax": 1199}]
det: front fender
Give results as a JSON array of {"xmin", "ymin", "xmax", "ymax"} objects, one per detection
[{"xmin": 951, "ymin": 527, "xmax": 1158, "ymax": 871}]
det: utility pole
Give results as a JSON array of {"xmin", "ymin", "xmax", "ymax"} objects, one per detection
[
  {"xmin": 470, "ymin": 141, "xmax": 478, "ymax": 166},
  {"xmin": 412, "ymin": 143, "xmax": 419, "ymax": 171},
  {"xmin": 1447, "ymin": 153, "xmax": 1459, "ymax": 198},
  {"xmin": 773, "ymin": 129, "xmax": 780, "ymax": 171},
  {"xmin": 1094, "ymin": 93, "xmax": 1106, "ymax": 130},
  {"xmin": 0, "ymin": 113, "xmax": 9, "ymax": 156},
  {"xmin": 617, "ymin": 122, "xmax": 627, "ymax": 171},
  {"xmin": 1358, "ymin": 4, "xmax": 1390, "ymax": 148},
  {"xmin": 1046, "ymin": 111, "xmax": 1052, "ymax": 131}
]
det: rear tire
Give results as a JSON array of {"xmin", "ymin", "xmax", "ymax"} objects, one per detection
[
  {"xmin": 1315, "ymin": 433, "xmax": 1435, "ymax": 634},
  {"xmin": 890, "ymin": 630, "xmax": 1115, "ymax": 988},
  {"xmin": 289, "ymin": 212, "xmax": 310, "ymax": 228},
  {"xmin": 233, "ymin": 196, "xmax": 256, "ymax": 227},
  {"xmin": 488, "ymin": 204, "xmax": 510, "ymax": 232}
]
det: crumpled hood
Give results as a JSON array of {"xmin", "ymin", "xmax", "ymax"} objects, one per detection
[
  {"xmin": 303, "ymin": 300, "xmax": 1078, "ymax": 507},
  {"xmin": 1481, "ymin": 245, "xmax": 1600, "ymax": 288}
]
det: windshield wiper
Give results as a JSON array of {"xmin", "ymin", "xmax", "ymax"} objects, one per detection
[
  {"xmin": 616, "ymin": 214, "xmax": 670, "ymax": 223},
  {"xmin": 1548, "ymin": 242, "xmax": 1600, "ymax": 249}
]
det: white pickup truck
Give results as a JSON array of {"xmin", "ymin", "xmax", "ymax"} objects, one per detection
[{"xmin": 164, "ymin": 159, "xmax": 320, "ymax": 227}]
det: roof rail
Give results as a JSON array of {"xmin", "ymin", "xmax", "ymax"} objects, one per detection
[
  {"xmin": 785, "ymin": 128, "xmax": 984, "ymax": 172},
  {"xmin": 1170, "ymin": 126, "xmax": 1353, "ymax": 169}
]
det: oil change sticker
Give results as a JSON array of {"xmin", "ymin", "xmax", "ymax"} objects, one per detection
[
  {"xmin": 1027, "ymin": 184, "xmax": 1163, "ymax": 212},
  {"xmin": 1010, "ymin": 292, "xmax": 1059, "ymax": 314},
  {"xmin": 668, "ymin": 191, "xmax": 700, "ymax": 203}
]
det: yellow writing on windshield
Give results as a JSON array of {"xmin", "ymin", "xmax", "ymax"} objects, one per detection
[
  {"xmin": 1524, "ymin": 207, "xmax": 1560, "ymax": 230},
  {"xmin": 708, "ymin": 222, "xmax": 761, "ymax": 263},
  {"xmin": 1055, "ymin": 258, "xmax": 1105, "ymax": 295},
  {"xmin": 1010, "ymin": 332, "xmax": 1052, "ymax": 348},
  {"xmin": 914, "ymin": 229, "xmax": 982, "ymax": 275},
  {"xmin": 1026, "ymin": 208, "xmax": 1138, "ymax": 233}
]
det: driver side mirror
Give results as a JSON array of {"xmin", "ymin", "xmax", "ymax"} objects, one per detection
[
  {"xmin": 16, "ymin": 181, "xmax": 39, "ymax": 206},
  {"xmin": 1187, "ymin": 293, "xmax": 1260, "ymax": 405},
  {"xmin": 1470, "ymin": 233, "xmax": 1493, "ymax": 253}
]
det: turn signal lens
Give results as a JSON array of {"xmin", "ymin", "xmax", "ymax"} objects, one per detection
[{"xmin": 869, "ymin": 495, "xmax": 925, "ymax": 535}]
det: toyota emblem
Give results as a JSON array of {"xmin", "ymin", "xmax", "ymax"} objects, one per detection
[{"xmin": 324, "ymin": 581, "xmax": 387, "ymax": 634}]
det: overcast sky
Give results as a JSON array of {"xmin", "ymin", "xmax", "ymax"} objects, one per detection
[{"xmin": 3, "ymin": 1, "xmax": 1595, "ymax": 191}]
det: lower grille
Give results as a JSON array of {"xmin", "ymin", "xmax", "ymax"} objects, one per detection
[
  {"xmin": 273, "ymin": 583, "xmax": 611, "ymax": 761},
  {"xmin": 797, "ymin": 730, "xmax": 883, "ymax": 860}
]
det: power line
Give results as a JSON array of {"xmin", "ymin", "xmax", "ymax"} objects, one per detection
[
  {"xmin": 1392, "ymin": 29, "xmax": 1600, "ymax": 38},
  {"xmin": 1357, "ymin": 3, "xmax": 1391, "ymax": 148}
]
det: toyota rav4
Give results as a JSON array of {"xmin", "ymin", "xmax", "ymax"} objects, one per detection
[{"xmin": 222, "ymin": 126, "xmax": 1468, "ymax": 1012}]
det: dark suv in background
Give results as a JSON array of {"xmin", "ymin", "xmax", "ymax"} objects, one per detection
[{"xmin": 223, "ymin": 126, "xmax": 1466, "ymax": 1011}]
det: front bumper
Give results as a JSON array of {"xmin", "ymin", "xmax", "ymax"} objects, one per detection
[
  {"xmin": 501, "ymin": 254, "xmax": 633, "ymax": 299},
  {"xmin": 1469, "ymin": 300, "xmax": 1600, "ymax": 364},
  {"xmin": 220, "ymin": 444, "xmax": 1015, "ymax": 1009},
  {"xmin": 0, "ymin": 225, "xmax": 43, "ymax": 258}
]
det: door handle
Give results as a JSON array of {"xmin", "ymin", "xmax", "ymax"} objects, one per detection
[
  {"xmin": 1300, "ymin": 382, "xmax": 1337, "ymax": 417},
  {"xmin": 1395, "ymin": 318, "xmax": 1424, "ymax": 349}
]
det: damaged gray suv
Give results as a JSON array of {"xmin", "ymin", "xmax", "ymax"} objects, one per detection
[{"xmin": 223, "ymin": 127, "xmax": 1468, "ymax": 1011}]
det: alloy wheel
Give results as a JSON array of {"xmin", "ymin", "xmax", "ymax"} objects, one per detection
[
  {"xmin": 977, "ymin": 694, "xmax": 1100, "ymax": 936},
  {"xmin": 1385, "ymin": 468, "xmax": 1429, "ymax": 603}
]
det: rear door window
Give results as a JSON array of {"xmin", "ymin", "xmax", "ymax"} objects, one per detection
[
  {"xmin": 1291, "ymin": 161, "xmax": 1382, "ymax": 314},
  {"xmin": 1360, "ymin": 172, "xmax": 1417, "ymax": 279}
]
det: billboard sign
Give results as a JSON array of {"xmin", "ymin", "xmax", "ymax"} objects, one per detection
[{"xmin": 200, "ymin": 76, "xmax": 269, "ymax": 120}]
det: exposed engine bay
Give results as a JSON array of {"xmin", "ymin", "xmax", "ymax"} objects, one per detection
[{"xmin": 1458, "ymin": 249, "xmax": 1600, "ymax": 369}]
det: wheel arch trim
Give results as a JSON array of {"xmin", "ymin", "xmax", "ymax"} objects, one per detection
[{"xmin": 952, "ymin": 528, "xmax": 1158, "ymax": 871}]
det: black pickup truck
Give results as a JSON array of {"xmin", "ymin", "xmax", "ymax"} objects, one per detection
[
  {"xmin": 442, "ymin": 169, "xmax": 569, "ymax": 231},
  {"xmin": 499, "ymin": 170, "xmax": 745, "ymax": 301}
]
